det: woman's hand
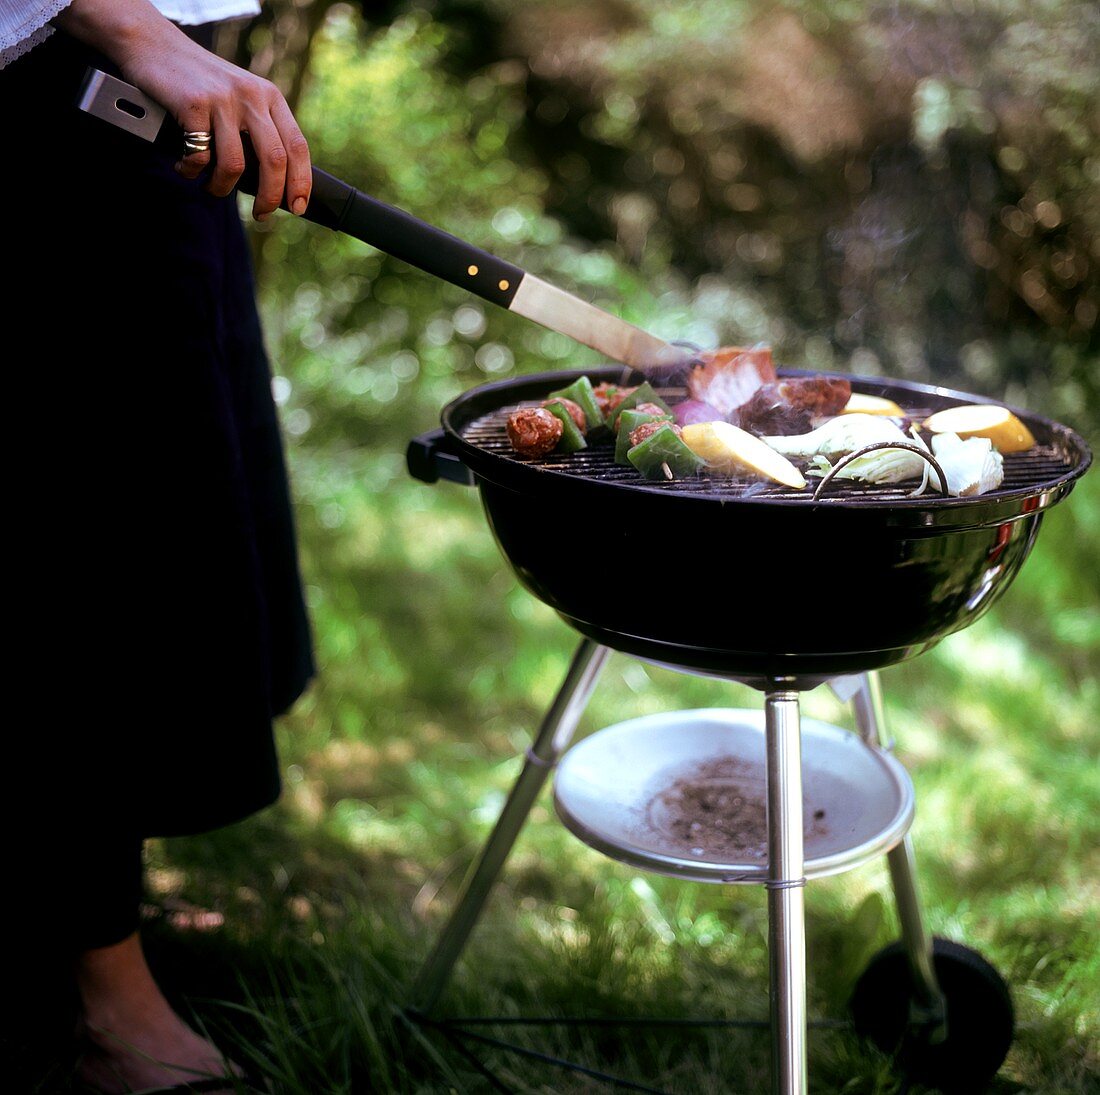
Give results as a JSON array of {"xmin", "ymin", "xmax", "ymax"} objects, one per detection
[{"xmin": 55, "ymin": 0, "xmax": 311, "ymax": 219}]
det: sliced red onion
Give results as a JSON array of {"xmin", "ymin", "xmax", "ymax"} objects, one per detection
[{"xmin": 673, "ymin": 399, "xmax": 724, "ymax": 427}]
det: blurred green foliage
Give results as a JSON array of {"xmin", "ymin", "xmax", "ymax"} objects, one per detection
[{"xmin": 490, "ymin": 0, "xmax": 1100, "ymax": 410}]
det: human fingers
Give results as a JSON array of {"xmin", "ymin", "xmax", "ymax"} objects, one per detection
[
  {"xmin": 206, "ymin": 103, "xmax": 248, "ymax": 200},
  {"xmin": 270, "ymin": 95, "xmax": 312, "ymax": 216},
  {"xmin": 244, "ymin": 111, "xmax": 288, "ymax": 221},
  {"xmin": 174, "ymin": 107, "xmax": 212, "ymax": 180}
]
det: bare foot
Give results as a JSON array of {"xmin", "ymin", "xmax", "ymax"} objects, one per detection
[
  {"xmin": 141, "ymin": 897, "xmax": 226, "ymax": 934},
  {"xmin": 75, "ymin": 932, "xmax": 247, "ymax": 1094},
  {"xmin": 78, "ymin": 1017, "xmax": 243, "ymax": 1092}
]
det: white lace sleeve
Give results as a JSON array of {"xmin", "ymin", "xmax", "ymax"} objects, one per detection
[
  {"xmin": 0, "ymin": 0, "xmax": 74, "ymax": 69},
  {"xmin": 1, "ymin": 0, "xmax": 261, "ymax": 69}
]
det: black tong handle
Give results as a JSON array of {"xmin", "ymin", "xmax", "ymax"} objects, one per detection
[{"xmin": 256, "ymin": 163, "xmax": 524, "ymax": 311}]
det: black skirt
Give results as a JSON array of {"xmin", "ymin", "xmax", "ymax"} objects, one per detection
[{"xmin": 5, "ymin": 30, "xmax": 314, "ymax": 837}]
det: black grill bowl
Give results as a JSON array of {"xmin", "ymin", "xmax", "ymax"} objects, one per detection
[{"xmin": 421, "ymin": 367, "xmax": 1090, "ymax": 688}]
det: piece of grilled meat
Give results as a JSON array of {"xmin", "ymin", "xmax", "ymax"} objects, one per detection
[{"xmin": 733, "ymin": 376, "xmax": 852, "ymax": 435}]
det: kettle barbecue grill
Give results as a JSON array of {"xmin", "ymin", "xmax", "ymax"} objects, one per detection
[{"xmin": 405, "ymin": 366, "xmax": 1090, "ymax": 1094}]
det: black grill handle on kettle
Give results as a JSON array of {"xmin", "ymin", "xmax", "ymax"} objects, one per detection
[{"xmin": 406, "ymin": 429, "xmax": 475, "ymax": 487}]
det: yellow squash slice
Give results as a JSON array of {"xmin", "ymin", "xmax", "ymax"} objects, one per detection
[
  {"xmin": 681, "ymin": 421, "xmax": 807, "ymax": 489},
  {"xmin": 840, "ymin": 393, "xmax": 905, "ymax": 416},
  {"xmin": 921, "ymin": 404, "xmax": 1036, "ymax": 453}
]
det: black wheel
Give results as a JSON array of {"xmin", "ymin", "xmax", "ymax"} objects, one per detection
[{"xmin": 850, "ymin": 937, "xmax": 1014, "ymax": 1092}]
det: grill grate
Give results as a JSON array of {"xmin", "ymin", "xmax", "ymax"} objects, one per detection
[{"xmin": 459, "ymin": 396, "xmax": 1082, "ymax": 504}]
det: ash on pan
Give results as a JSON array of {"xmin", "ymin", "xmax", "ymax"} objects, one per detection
[{"xmin": 645, "ymin": 756, "xmax": 830, "ymax": 861}]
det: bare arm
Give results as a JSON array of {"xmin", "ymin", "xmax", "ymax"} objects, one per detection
[{"xmin": 54, "ymin": 0, "xmax": 311, "ymax": 219}]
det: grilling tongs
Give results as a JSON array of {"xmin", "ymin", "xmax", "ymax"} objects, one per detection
[{"xmin": 79, "ymin": 69, "xmax": 688, "ymax": 375}]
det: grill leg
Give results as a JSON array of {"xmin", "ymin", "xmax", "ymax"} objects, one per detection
[
  {"xmin": 410, "ymin": 638, "xmax": 610, "ymax": 1014},
  {"xmin": 852, "ymin": 673, "xmax": 946, "ymax": 1035},
  {"xmin": 764, "ymin": 689, "xmax": 808, "ymax": 1095}
]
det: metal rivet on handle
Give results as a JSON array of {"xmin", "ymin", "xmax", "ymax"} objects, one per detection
[
  {"xmin": 499, "ymin": 279, "xmax": 510, "ymax": 291},
  {"xmin": 467, "ymin": 265, "xmax": 479, "ymax": 276}
]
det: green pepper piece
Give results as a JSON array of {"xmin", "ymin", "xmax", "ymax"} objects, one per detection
[
  {"xmin": 547, "ymin": 376, "xmax": 605, "ymax": 431},
  {"xmin": 609, "ymin": 381, "xmax": 671, "ymax": 430},
  {"xmin": 543, "ymin": 400, "xmax": 587, "ymax": 453},
  {"xmin": 627, "ymin": 424, "xmax": 705, "ymax": 480},
  {"xmin": 615, "ymin": 408, "xmax": 673, "ymax": 464}
]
